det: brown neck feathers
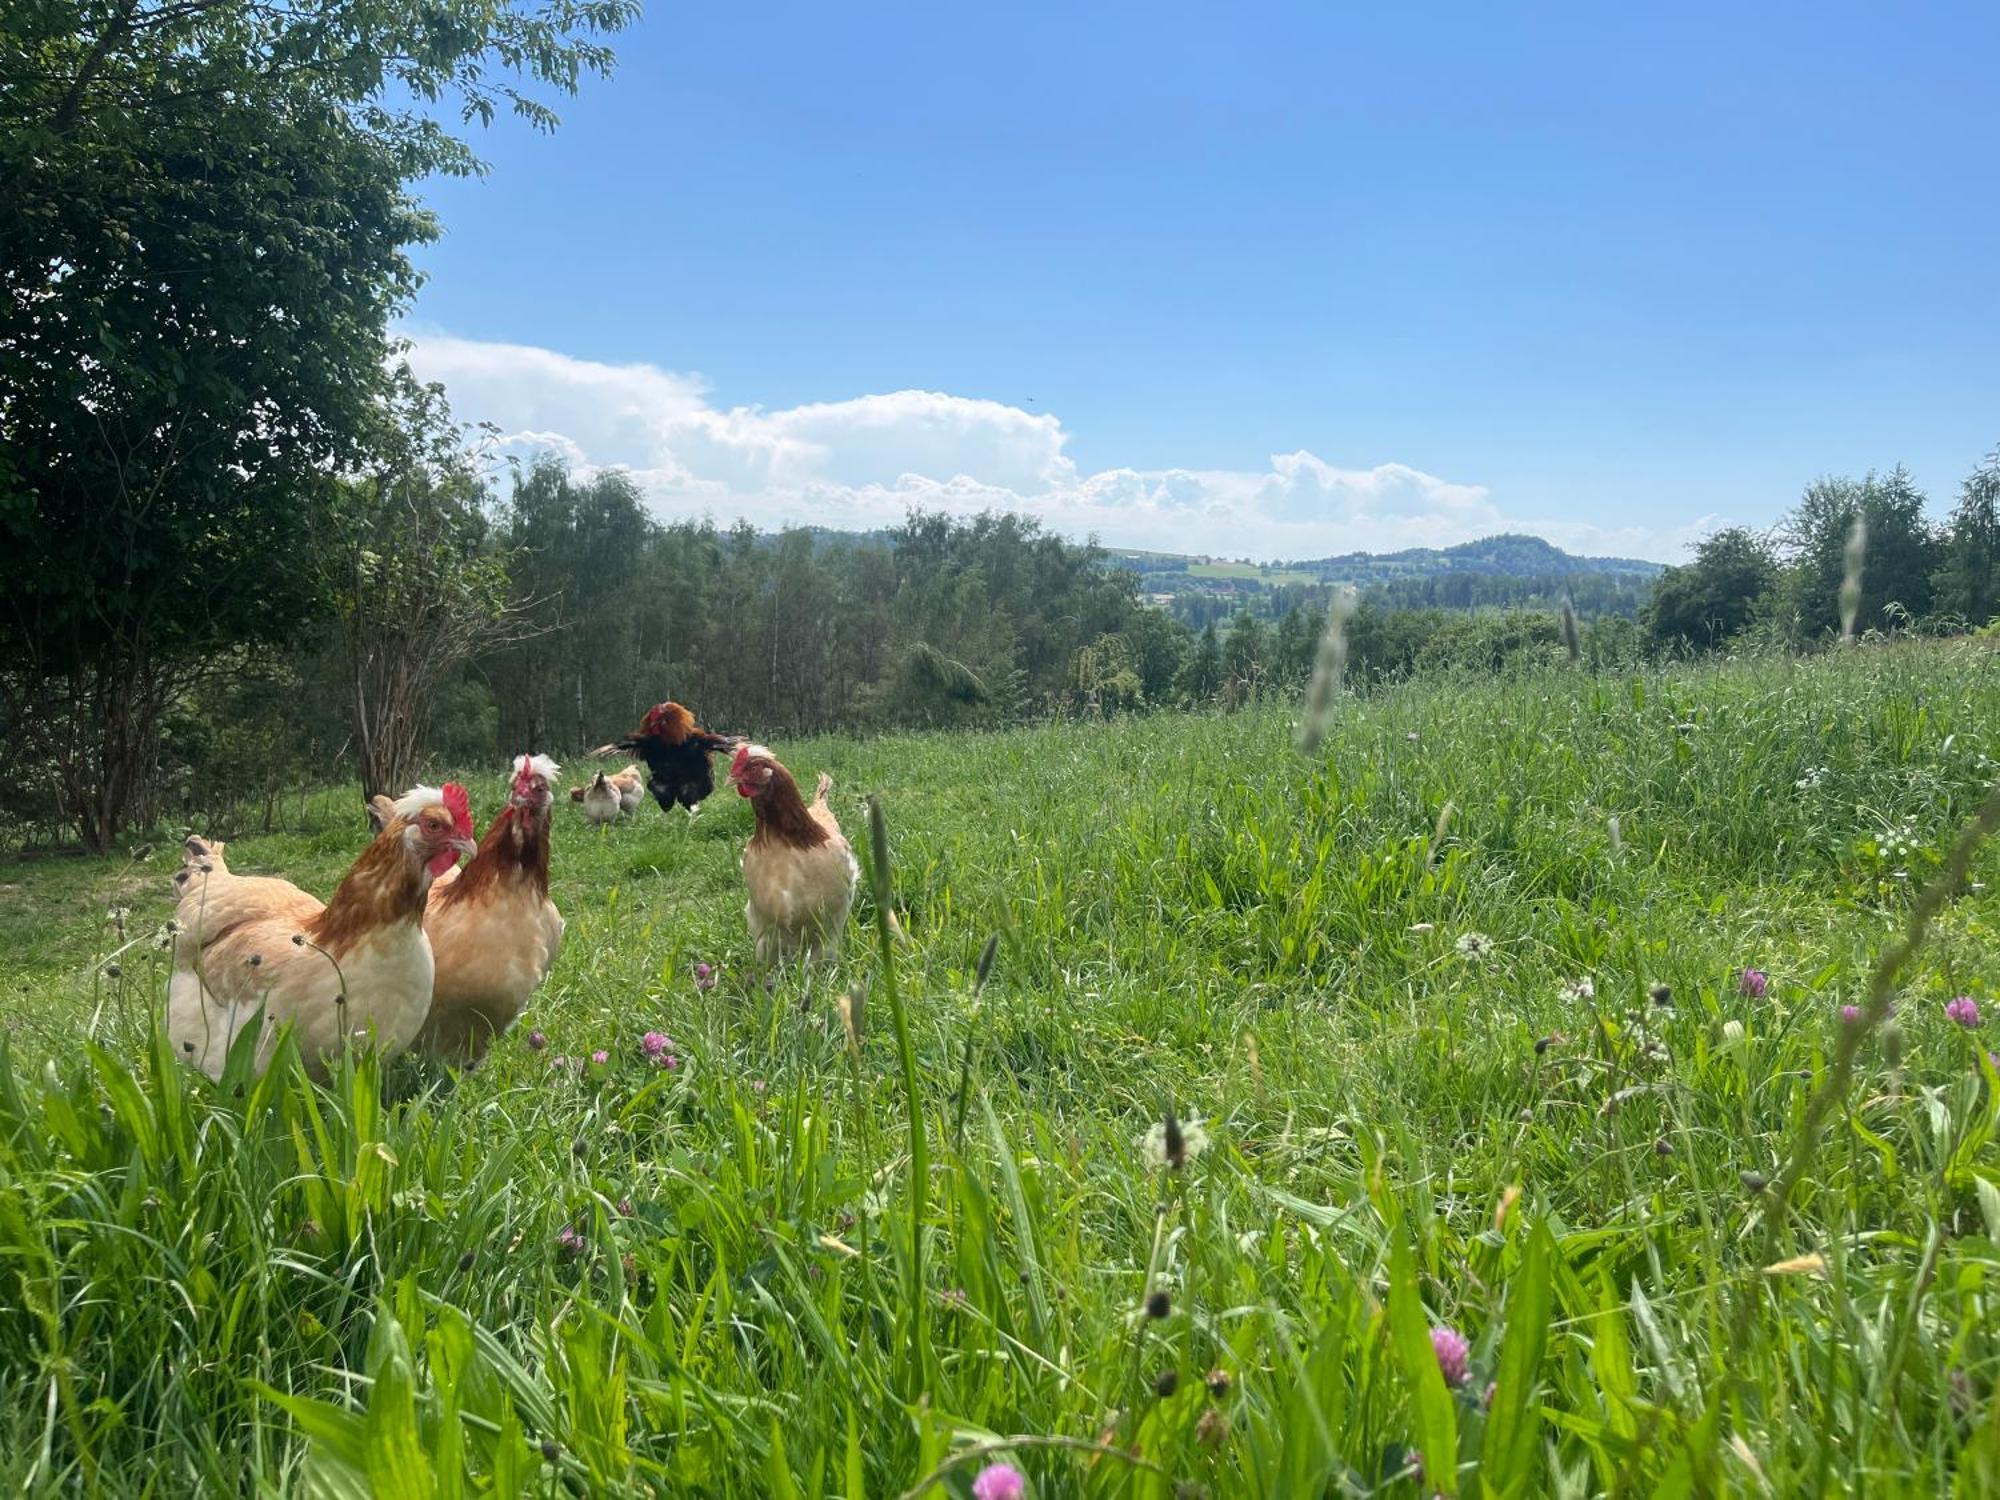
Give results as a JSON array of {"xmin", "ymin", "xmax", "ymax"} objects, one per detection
[
  {"xmin": 750, "ymin": 765, "xmax": 830, "ymax": 850},
  {"xmin": 650, "ymin": 703, "xmax": 695, "ymax": 745},
  {"xmin": 309, "ymin": 822, "xmax": 428, "ymax": 952},
  {"xmin": 437, "ymin": 803, "xmax": 550, "ymax": 905}
]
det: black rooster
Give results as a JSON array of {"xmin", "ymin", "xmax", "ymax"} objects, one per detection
[{"xmin": 593, "ymin": 701, "xmax": 737, "ymax": 814}]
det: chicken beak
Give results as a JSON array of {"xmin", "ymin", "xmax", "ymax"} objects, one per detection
[{"xmin": 450, "ymin": 835, "xmax": 478, "ymax": 861}]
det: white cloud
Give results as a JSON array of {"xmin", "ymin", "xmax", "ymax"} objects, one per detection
[{"xmin": 401, "ymin": 329, "xmax": 1693, "ymax": 561}]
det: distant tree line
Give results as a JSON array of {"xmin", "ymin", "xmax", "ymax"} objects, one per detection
[
  {"xmin": 2, "ymin": 429, "xmax": 1994, "ymax": 849},
  {"xmin": 1167, "ymin": 570, "xmax": 1653, "ymax": 629},
  {"xmin": 1642, "ymin": 458, "xmax": 2000, "ymax": 655}
]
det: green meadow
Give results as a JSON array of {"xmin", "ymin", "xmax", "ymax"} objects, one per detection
[
  {"xmin": 1, "ymin": 641, "xmax": 1998, "ymax": 1495},
  {"xmin": 1184, "ymin": 561, "xmax": 1323, "ymax": 587}
]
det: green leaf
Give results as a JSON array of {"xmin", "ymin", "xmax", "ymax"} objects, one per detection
[
  {"xmin": 364, "ymin": 1304, "xmax": 436, "ymax": 1500},
  {"xmin": 765, "ymin": 1417, "xmax": 802, "ymax": 1500},
  {"xmin": 1976, "ymin": 1175, "xmax": 2000, "ymax": 1243},
  {"xmin": 1588, "ymin": 1277, "xmax": 1638, "ymax": 1444},
  {"xmin": 1479, "ymin": 1218, "xmax": 1554, "ymax": 1497},
  {"xmin": 1388, "ymin": 1230, "xmax": 1459, "ymax": 1495},
  {"xmin": 845, "ymin": 1402, "xmax": 865, "ymax": 1500}
]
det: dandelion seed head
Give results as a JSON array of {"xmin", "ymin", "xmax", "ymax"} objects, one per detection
[{"xmin": 1141, "ymin": 1113, "xmax": 1209, "ymax": 1170}]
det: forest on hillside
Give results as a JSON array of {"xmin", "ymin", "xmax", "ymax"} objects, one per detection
[
  {"xmin": 1114, "ymin": 534, "xmax": 1664, "ymax": 624},
  {"xmin": 4, "ymin": 424, "xmax": 1998, "ymax": 851}
]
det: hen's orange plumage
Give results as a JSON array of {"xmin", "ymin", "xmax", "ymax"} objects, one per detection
[
  {"xmin": 415, "ymin": 754, "xmax": 566, "ymax": 1066},
  {"xmin": 729, "ymin": 744, "xmax": 858, "ymax": 965}
]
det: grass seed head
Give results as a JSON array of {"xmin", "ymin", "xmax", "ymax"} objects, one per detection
[
  {"xmin": 1296, "ymin": 587, "xmax": 1356, "ymax": 753},
  {"xmin": 1840, "ymin": 513, "xmax": 1868, "ymax": 644}
]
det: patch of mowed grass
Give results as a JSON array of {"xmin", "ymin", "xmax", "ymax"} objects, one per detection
[{"xmin": 1, "ymin": 641, "xmax": 1998, "ymax": 1494}]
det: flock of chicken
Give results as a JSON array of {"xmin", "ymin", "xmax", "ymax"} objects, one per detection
[{"xmin": 163, "ymin": 700, "xmax": 859, "ymax": 1079}]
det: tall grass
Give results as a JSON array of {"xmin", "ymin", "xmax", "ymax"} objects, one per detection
[{"xmin": 0, "ymin": 641, "xmax": 1997, "ymax": 1493}]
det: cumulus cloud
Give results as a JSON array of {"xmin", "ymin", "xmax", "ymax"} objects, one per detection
[{"xmin": 401, "ymin": 329, "xmax": 1689, "ymax": 560}]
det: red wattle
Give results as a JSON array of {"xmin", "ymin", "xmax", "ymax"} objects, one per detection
[
  {"xmin": 736, "ymin": 782, "xmax": 753, "ymax": 798},
  {"xmin": 427, "ymin": 850, "xmax": 460, "ymax": 877}
]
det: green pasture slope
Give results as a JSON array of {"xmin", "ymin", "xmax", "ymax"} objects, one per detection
[{"xmin": 1, "ymin": 642, "xmax": 1998, "ymax": 1495}]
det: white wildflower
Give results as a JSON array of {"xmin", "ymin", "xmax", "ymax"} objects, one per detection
[
  {"xmin": 1562, "ymin": 977, "xmax": 1595, "ymax": 1002},
  {"xmin": 1720, "ymin": 1020, "xmax": 1745, "ymax": 1047},
  {"xmin": 1455, "ymin": 931, "xmax": 1496, "ymax": 960}
]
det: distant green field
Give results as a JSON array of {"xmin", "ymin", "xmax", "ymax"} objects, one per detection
[
  {"xmin": 1183, "ymin": 560, "xmax": 1320, "ymax": 586},
  {"xmin": 2, "ymin": 642, "xmax": 1998, "ymax": 1493}
]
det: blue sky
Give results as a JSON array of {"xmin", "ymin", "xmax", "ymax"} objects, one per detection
[{"xmin": 402, "ymin": 2, "xmax": 2000, "ymax": 561}]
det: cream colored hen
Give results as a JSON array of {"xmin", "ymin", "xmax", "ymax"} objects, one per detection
[{"xmin": 167, "ymin": 786, "xmax": 475, "ymax": 1078}]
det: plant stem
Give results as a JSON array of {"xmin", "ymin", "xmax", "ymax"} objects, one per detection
[{"xmin": 866, "ymin": 795, "xmax": 929, "ymax": 1388}]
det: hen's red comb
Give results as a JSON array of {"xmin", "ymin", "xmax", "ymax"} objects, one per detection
[
  {"xmin": 730, "ymin": 743, "xmax": 752, "ymax": 776},
  {"xmin": 442, "ymin": 782, "xmax": 475, "ymax": 840}
]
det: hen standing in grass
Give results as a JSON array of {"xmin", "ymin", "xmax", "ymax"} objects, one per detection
[
  {"xmin": 414, "ymin": 755, "xmax": 566, "ymax": 1066},
  {"xmin": 167, "ymin": 786, "xmax": 475, "ymax": 1078},
  {"xmin": 607, "ymin": 764, "xmax": 646, "ymax": 818},
  {"xmin": 577, "ymin": 770, "xmax": 622, "ymax": 827},
  {"xmin": 594, "ymin": 700, "xmax": 736, "ymax": 816},
  {"xmin": 729, "ymin": 744, "xmax": 858, "ymax": 965}
]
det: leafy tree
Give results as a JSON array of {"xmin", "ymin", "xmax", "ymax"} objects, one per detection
[
  {"xmin": 1272, "ymin": 605, "xmax": 1320, "ymax": 685},
  {"xmin": 1178, "ymin": 622, "xmax": 1224, "ymax": 704},
  {"xmin": 1222, "ymin": 611, "xmax": 1269, "ymax": 702},
  {"xmin": 1642, "ymin": 527, "xmax": 1778, "ymax": 652},
  {"xmin": 486, "ymin": 457, "xmax": 657, "ymax": 751},
  {"xmin": 0, "ymin": 0, "xmax": 634, "ymax": 844},
  {"xmin": 1932, "ymin": 448, "xmax": 2000, "ymax": 626},
  {"xmin": 1774, "ymin": 469, "xmax": 1939, "ymax": 643},
  {"xmin": 319, "ymin": 370, "xmax": 524, "ymax": 799},
  {"xmin": 1120, "ymin": 608, "xmax": 1192, "ymax": 704}
]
